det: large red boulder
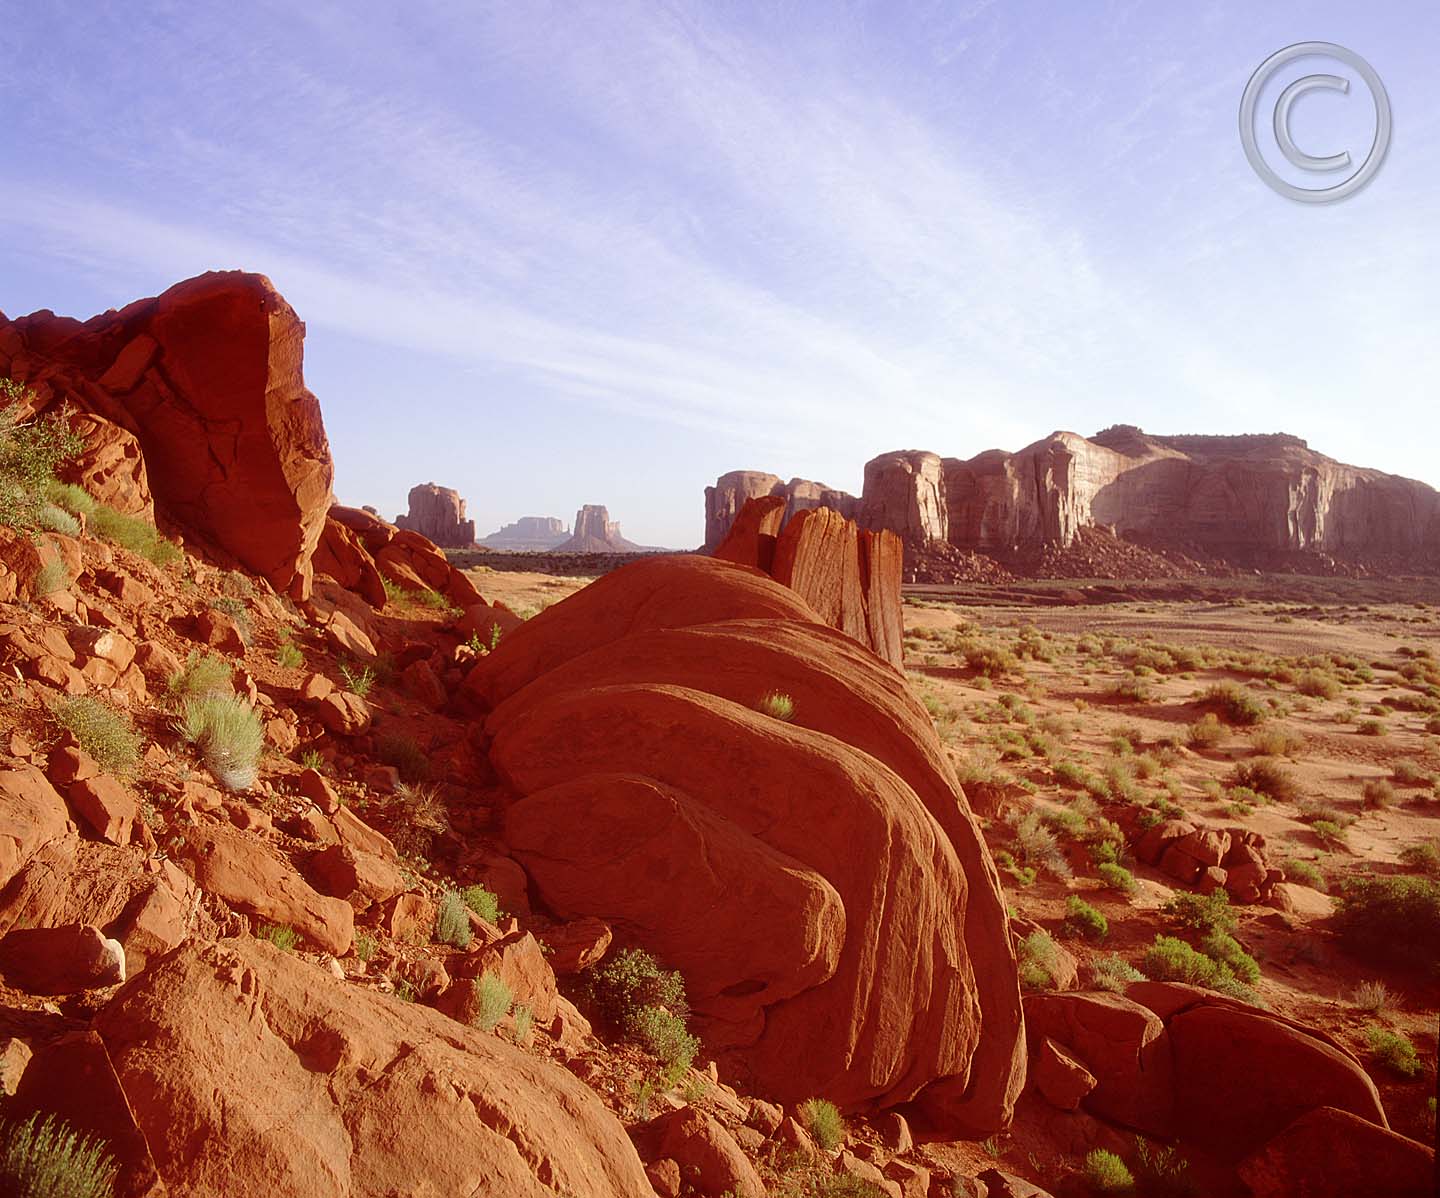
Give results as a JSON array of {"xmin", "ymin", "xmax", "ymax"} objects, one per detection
[
  {"xmin": 1236, "ymin": 1106, "xmax": 1435, "ymax": 1198},
  {"xmin": 1, "ymin": 271, "xmax": 333, "ymax": 597},
  {"xmin": 481, "ymin": 556, "xmax": 1023, "ymax": 1132},
  {"xmin": 90, "ymin": 938, "xmax": 654, "ymax": 1197}
]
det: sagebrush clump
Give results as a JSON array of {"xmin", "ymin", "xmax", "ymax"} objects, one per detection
[
  {"xmin": 0, "ymin": 1112, "xmax": 118, "ymax": 1198},
  {"xmin": 586, "ymin": 947, "xmax": 698, "ymax": 1082},
  {"xmin": 50, "ymin": 695, "xmax": 143, "ymax": 775},
  {"xmin": 177, "ymin": 694, "xmax": 263, "ymax": 791},
  {"xmin": 797, "ymin": 1097, "xmax": 845, "ymax": 1151}
]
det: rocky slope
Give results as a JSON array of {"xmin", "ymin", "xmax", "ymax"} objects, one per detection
[
  {"xmin": 708, "ymin": 429, "xmax": 1440, "ymax": 576},
  {"xmin": 394, "ymin": 482, "xmax": 476, "ymax": 548}
]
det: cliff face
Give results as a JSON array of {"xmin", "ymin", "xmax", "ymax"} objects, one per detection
[
  {"xmin": 479, "ymin": 516, "xmax": 570, "ymax": 552},
  {"xmin": 708, "ymin": 428, "xmax": 1440, "ymax": 569},
  {"xmin": 395, "ymin": 483, "xmax": 476, "ymax": 548},
  {"xmin": 703, "ymin": 471, "xmax": 859, "ymax": 551}
]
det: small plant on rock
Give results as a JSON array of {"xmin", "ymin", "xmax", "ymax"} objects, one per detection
[
  {"xmin": 1063, "ymin": 896, "xmax": 1109, "ymax": 942},
  {"xmin": 0, "ymin": 392, "xmax": 85, "ymax": 535},
  {"xmin": 0, "ymin": 1111, "xmax": 118, "ymax": 1198},
  {"xmin": 797, "ymin": 1098, "xmax": 845, "ymax": 1151},
  {"xmin": 50, "ymin": 695, "xmax": 142, "ymax": 775},
  {"xmin": 177, "ymin": 694, "xmax": 263, "ymax": 791},
  {"xmin": 1350, "ymin": 980, "xmax": 1390, "ymax": 1012},
  {"xmin": 339, "ymin": 662, "xmax": 375, "ymax": 696},
  {"xmin": 757, "ymin": 690, "xmax": 796, "ymax": 721},
  {"xmin": 435, "ymin": 889, "xmax": 472, "ymax": 949},
  {"xmin": 461, "ymin": 884, "xmax": 503, "ymax": 924},
  {"xmin": 471, "ymin": 971, "xmax": 513, "ymax": 1032},
  {"xmin": 1087, "ymin": 954, "xmax": 1145, "ymax": 993},
  {"xmin": 167, "ymin": 650, "xmax": 233, "ymax": 700},
  {"xmin": 1084, "ymin": 1148, "xmax": 1134, "ymax": 1193},
  {"xmin": 257, "ymin": 924, "xmax": 299, "ymax": 952},
  {"xmin": 1365, "ymin": 1027, "xmax": 1421, "ymax": 1078},
  {"xmin": 32, "ymin": 555, "xmax": 72, "ymax": 596},
  {"xmin": 1097, "ymin": 862, "xmax": 1136, "ymax": 896},
  {"xmin": 512, "ymin": 1002, "xmax": 533, "ymax": 1045},
  {"xmin": 1018, "ymin": 930, "xmax": 1062, "ymax": 990}
]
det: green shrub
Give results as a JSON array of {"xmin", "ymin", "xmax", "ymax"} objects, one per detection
[
  {"xmin": 1365, "ymin": 1027, "xmax": 1421, "ymax": 1077},
  {"xmin": 0, "ymin": 1111, "xmax": 118, "ymax": 1198},
  {"xmin": 1163, "ymin": 890, "xmax": 1236, "ymax": 936},
  {"xmin": 797, "ymin": 1097, "xmax": 845, "ymax": 1151},
  {"xmin": 1280, "ymin": 858, "xmax": 1327, "ymax": 891},
  {"xmin": 415, "ymin": 587, "xmax": 457, "ymax": 613},
  {"xmin": 1142, "ymin": 935, "xmax": 1255, "ymax": 1002},
  {"xmin": 354, "ymin": 932, "xmax": 377, "ymax": 963},
  {"xmin": 167, "ymin": 650, "xmax": 233, "ymax": 700},
  {"xmin": 633, "ymin": 1004, "xmax": 700, "ymax": 1083},
  {"xmin": 1199, "ymin": 683, "xmax": 1269, "ymax": 726},
  {"xmin": 512, "ymin": 1002, "xmax": 533, "ymax": 1045},
  {"xmin": 1398, "ymin": 841, "xmax": 1440, "ymax": 878},
  {"xmin": 1356, "ymin": 718, "xmax": 1386, "ymax": 737},
  {"xmin": 1334, "ymin": 875, "xmax": 1440, "ymax": 971},
  {"xmin": 0, "ymin": 391, "xmax": 85, "ymax": 535},
  {"xmin": 32, "ymin": 555, "xmax": 72, "ymax": 596},
  {"xmin": 1011, "ymin": 811, "xmax": 1070, "ymax": 879},
  {"xmin": 36, "ymin": 504, "xmax": 81, "ymax": 537},
  {"xmin": 1248, "ymin": 726, "xmax": 1304, "ymax": 757},
  {"xmin": 757, "ymin": 690, "xmax": 796, "ymax": 721},
  {"xmin": 461, "ymin": 884, "xmax": 503, "ymax": 924},
  {"xmin": 1392, "ymin": 760, "xmax": 1436, "ymax": 786},
  {"xmin": 1018, "ymin": 930, "xmax": 1062, "ymax": 989},
  {"xmin": 1201, "ymin": 930, "xmax": 1260, "ymax": 984},
  {"xmin": 1097, "ymin": 862, "xmax": 1136, "ymax": 895},
  {"xmin": 1063, "ymin": 896, "xmax": 1109, "ymax": 941},
  {"xmin": 42, "ymin": 479, "xmax": 97, "ymax": 518},
  {"xmin": 1088, "ymin": 953, "xmax": 1145, "ymax": 993},
  {"xmin": 1186, "ymin": 713, "xmax": 1226, "ymax": 749},
  {"xmin": 50, "ymin": 696, "xmax": 142, "ymax": 775},
  {"xmin": 471, "ymin": 971, "xmax": 513, "ymax": 1032},
  {"xmin": 275, "ymin": 637, "xmax": 304, "ymax": 669},
  {"xmin": 89, "ymin": 504, "xmax": 181, "ymax": 566},
  {"xmin": 339, "ymin": 662, "xmax": 374, "ymax": 696},
  {"xmin": 435, "ymin": 890, "xmax": 473, "ymax": 949},
  {"xmin": 177, "ymin": 694, "xmax": 263, "ymax": 791},
  {"xmin": 1229, "ymin": 758, "xmax": 1299, "ymax": 803},
  {"xmin": 1295, "ymin": 670, "xmax": 1342, "ymax": 699},
  {"xmin": 257, "ymin": 924, "xmax": 298, "ymax": 952},
  {"xmin": 1310, "ymin": 819, "xmax": 1347, "ymax": 849},
  {"xmin": 1084, "ymin": 1148, "xmax": 1134, "ymax": 1193}
]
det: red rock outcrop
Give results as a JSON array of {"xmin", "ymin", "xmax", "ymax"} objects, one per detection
[
  {"xmin": 394, "ymin": 482, "xmax": 476, "ymax": 547},
  {"xmin": 716, "ymin": 499, "xmax": 904, "ymax": 668},
  {"xmin": 708, "ymin": 427, "xmax": 1440, "ymax": 572},
  {"xmin": 89, "ymin": 938, "xmax": 655, "ymax": 1197},
  {"xmin": 552, "ymin": 504, "xmax": 640, "ymax": 553},
  {"xmin": 465, "ymin": 554, "xmax": 1024, "ymax": 1132},
  {"xmin": 1, "ymin": 271, "xmax": 334, "ymax": 597},
  {"xmin": 703, "ymin": 471, "xmax": 860, "ymax": 552}
]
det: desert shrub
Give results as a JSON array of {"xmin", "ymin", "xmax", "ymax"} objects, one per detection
[
  {"xmin": 89, "ymin": 504, "xmax": 181, "ymax": 566},
  {"xmin": 1054, "ymin": 759, "xmax": 1098, "ymax": 790},
  {"xmin": 177, "ymin": 694, "xmax": 263, "ymax": 791},
  {"xmin": 1310, "ymin": 819, "xmax": 1347, "ymax": 849},
  {"xmin": 435, "ymin": 889, "xmax": 473, "ymax": 949},
  {"xmin": 36, "ymin": 503, "xmax": 81, "ymax": 537},
  {"xmin": 298, "ymin": 747, "xmax": 326, "ymax": 773},
  {"xmin": 1229, "ymin": 758, "xmax": 1298, "ymax": 803},
  {"xmin": 354, "ymin": 932, "xmax": 377, "ymax": 963},
  {"xmin": 1295, "ymin": 670, "xmax": 1342, "ymax": 699},
  {"xmin": 1393, "ymin": 760, "xmax": 1437, "ymax": 786},
  {"xmin": 959, "ymin": 640, "xmax": 1019, "ymax": 678},
  {"xmin": 1185, "ymin": 713, "xmax": 1226, "ymax": 749},
  {"xmin": 1361, "ymin": 779, "xmax": 1395, "ymax": 809},
  {"xmin": 257, "ymin": 924, "xmax": 298, "ymax": 952},
  {"xmin": 587, "ymin": 947, "xmax": 687, "ymax": 1033},
  {"xmin": 1163, "ymin": 890, "xmax": 1236, "ymax": 937},
  {"xmin": 43, "ymin": 479, "xmax": 97, "ymax": 518},
  {"xmin": 32, "ymin": 556, "xmax": 72, "ymax": 596},
  {"xmin": 756, "ymin": 690, "xmax": 796, "ymax": 721},
  {"xmin": 1199, "ymin": 683, "xmax": 1268, "ymax": 726},
  {"xmin": 1132, "ymin": 1139, "xmax": 1195, "ymax": 1198},
  {"xmin": 274, "ymin": 635, "xmax": 304, "ymax": 669},
  {"xmin": 1097, "ymin": 862, "xmax": 1136, "ymax": 895},
  {"xmin": 633, "ymin": 1005, "xmax": 700, "ymax": 1082},
  {"xmin": 1334, "ymin": 875, "xmax": 1440, "ymax": 971},
  {"xmin": 471, "ymin": 971, "xmax": 513, "ymax": 1032},
  {"xmin": 0, "ymin": 391, "xmax": 85, "ymax": 534},
  {"xmin": 1200, "ymin": 930, "xmax": 1260, "ymax": 984},
  {"xmin": 377, "ymin": 732, "xmax": 428, "ymax": 783},
  {"xmin": 1018, "ymin": 930, "xmax": 1063, "ymax": 990},
  {"xmin": 1010, "ymin": 811, "xmax": 1070, "ymax": 879},
  {"xmin": 0, "ymin": 1111, "xmax": 118, "ymax": 1198},
  {"xmin": 1088, "ymin": 954, "xmax": 1145, "ymax": 993},
  {"xmin": 1084, "ymin": 1148, "xmax": 1134, "ymax": 1193},
  {"xmin": 1063, "ymin": 896, "xmax": 1109, "ymax": 942},
  {"xmin": 50, "ymin": 695, "xmax": 142, "ymax": 774},
  {"xmin": 208, "ymin": 595, "xmax": 253, "ymax": 645},
  {"xmin": 994, "ymin": 849, "xmax": 1037, "ymax": 888},
  {"xmin": 1350, "ymin": 980, "xmax": 1391, "ymax": 1012},
  {"xmin": 1143, "ymin": 935, "xmax": 1229, "ymax": 988},
  {"xmin": 1280, "ymin": 858, "xmax": 1327, "ymax": 891},
  {"xmin": 460, "ymin": 884, "xmax": 503, "ymax": 924},
  {"xmin": 338, "ymin": 662, "xmax": 375, "ymax": 696},
  {"xmin": 1365, "ymin": 1027, "xmax": 1421, "ymax": 1078},
  {"xmin": 1399, "ymin": 841, "xmax": 1440, "ymax": 878},
  {"xmin": 797, "ymin": 1098, "xmax": 845, "ymax": 1151},
  {"xmin": 1248, "ymin": 726, "xmax": 1304, "ymax": 757},
  {"xmin": 512, "ymin": 1002, "xmax": 533, "ymax": 1045},
  {"xmin": 1109, "ymin": 677, "xmax": 1154, "ymax": 704},
  {"xmin": 167, "ymin": 649, "xmax": 233, "ymax": 700},
  {"xmin": 1356, "ymin": 718, "xmax": 1387, "ymax": 737},
  {"xmin": 415, "ymin": 587, "xmax": 456, "ymax": 613}
]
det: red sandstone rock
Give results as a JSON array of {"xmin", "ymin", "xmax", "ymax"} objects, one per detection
[
  {"xmin": 0, "ymin": 767, "xmax": 73, "ymax": 889},
  {"xmin": 316, "ymin": 690, "xmax": 372, "ymax": 736},
  {"xmin": 653, "ymin": 1106, "xmax": 765, "ymax": 1198},
  {"xmin": 1236, "ymin": 1105, "xmax": 1435, "ymax": 1198},
  {"xmin": 90, "ymin": 938, "xmax": 655, "ymax": 1196},
  {"xmin": 394, "ymin": 482, "xmax": 476, "ymax": 547},
  {"xmin": 308, "ymin": 844, "xmax": 407, "ymax": 909},
  {"xmin": 67, "ymin": 775, "xmax": 138, "ymax": 845},
  {"xmin": 313, "ymin": 515, "xmax": 388, "ymax": 608},
  {"xmin": 713, "ymin": 494, "xmax": 786, "ymax": 571},
  {"xmin": 0, "ymin": 924, "xmax": 125, "ymax": 993},
  {"xmin": 1033, "ymin": 1037, "xmax": 1097, "ymax": 1111},
  {"xmin": 542, "ymin": 917, "xmax": 614, "ymax": 974},
  {"xmin": 484, "ymin": 556, "xmax": 1022, "ymax": 1130}
]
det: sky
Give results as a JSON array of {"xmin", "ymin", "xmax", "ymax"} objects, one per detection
[{"xmin": 2, "ymin": 1, "xmax": 1437, "ymax": 548}]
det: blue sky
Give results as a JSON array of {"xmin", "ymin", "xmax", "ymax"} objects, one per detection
[{"xmin": 2, "ymin": 1, "xmax": 1436, "ymax": 548}]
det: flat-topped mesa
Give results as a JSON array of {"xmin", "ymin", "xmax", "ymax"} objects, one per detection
[
  {"xmin": 0, "ymin": 271, "xmax": 333, "ymax": 597},
  {"xmin": 479, "ymin": 516, "xmax": 570, "ymax": 551},
  {"xmin": 394, "ymin": 483, "xmax": 476, "ymax": 548},
  {"xmin": 703, "ymin": 470, "xmax": 859, "ymax": 551},
  {"xmin": 552, "ymin": 505, "xmax": 639, "ymax": 553},
  {"xmin": 708, "ymin": 428, "xmax": 1440, "ymax": 568}
]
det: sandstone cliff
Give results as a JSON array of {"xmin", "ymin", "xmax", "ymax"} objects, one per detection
[
  {"xmin": 480, "ymin": 515, "xmax": 570, "ymax": 551},
  {"xmin": 708, "ymin": 427, "xmax": 1440, "ymax": 571},
  {"xmin": 394, "ymin": 482, "xmax": 476, "ymax": 548},
  {"xmin": 553, "ymin": 504, "xmax": 640, "ymax": 553}
]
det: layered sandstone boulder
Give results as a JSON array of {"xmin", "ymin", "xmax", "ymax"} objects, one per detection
[
  {"xmin": 466, "ymin": 555, "xmax": 1024, "ymax": 1133},
  {"xmin": 703, "ymin": 471, "xmax": 860, "ymax": 551},
  {"xmin": 84, "ymin": 938, "xmax": 655, "ymax": 1197},
  {"xmin": 716, "ymin": 499, "xmax": 904, "ymax": 668},
  {"xmin": 394, "ymin": 482, "xmax": 476, "ymax": 547},
  {"xmin": 0, "ymin": 271, "xmax": 333, "ymax": 597}
]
